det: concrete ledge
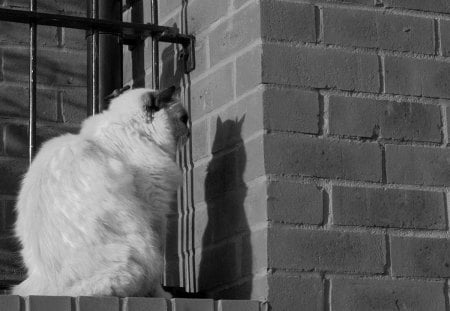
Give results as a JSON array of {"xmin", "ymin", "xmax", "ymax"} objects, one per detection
[{"xmin": 0, "ymin": 296, "xmax": 261, "ymax": 311}]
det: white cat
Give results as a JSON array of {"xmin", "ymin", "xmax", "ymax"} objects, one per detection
[{"xmin": 12, "ymin": 87, "xmax": 188, "ymax": 297}]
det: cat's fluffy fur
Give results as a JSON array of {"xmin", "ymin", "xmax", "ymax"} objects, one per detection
[{"xmin": 13, "ymin": 88, "xmax": 188, "ymax": 297}]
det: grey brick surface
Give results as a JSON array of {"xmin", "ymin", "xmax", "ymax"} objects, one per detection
[
  {"xmin": 0, "ymin": 85, "xmax": 57, "ymax": 121},
  {"xmin": 269, "ymin": 227, "xmax": 386, "ymax": 273},
  {"xmin": 323, "ymin": 7, "xmax": 434, "ymax": 54},
  {"xmin": 329, "ymin": 96, "xmax": 442, "ymax": 142},
  {"xmin": 262, "ymin": 43, "xmax": 380, "ymax": 92},
  {"xmin": 122, "ymin": 297, "xmax": 168, "ymax": 311},
  {"xmin": 209, "ymin": 2, "xmax": 260, "ymax": 65},
  {"xmin": 26, "ymin": 296, "xmax": 72, "ymax": 311},
  {"xmin": 236, "ymin": 47, "xmax": 262, "ymax": 96},
  {"xmin": 385, "ymin": 55, "xmax": 450, "ymax": 99},
  {"xmin": 187, "ymin": 0, "xmax": 230, "ymax": 34},
  {"xmin": 76, "ymin": 296, "xmax": 119, "ymax": 311},
  {"xmin": 331, "ymin": 277, "xmax": 446, "ymax": 311},
  {"xmin": 264, "ymin": 133, "xmax": 382, "ymax": 182},
  {"xmin": 0, "ymin": 295, "xmax": 20, "ymax": 311},
  {"xmin": 439, "ymin": 20, "xmax": 450, "ymax": 57},
  {"xmin": 384, "ymin": 0, "xmax": 450, "ymax": 13},
  {"xmin": 268, "ymin": 273, "xmax": 323, "ymax": 311},
  {"xmin": 391, "ymin": 236, "xmax": 450, "ymax": 277},
  {"xmin": 191, "ymin": 64, "xmax": 234, "ymax": 121},
  {"xmin": 261, "ymin": 1, "xmax": 316, "ymax": 43},
  {"xmin": 333, "ymin": 186, "xmax": 446, "ymax": 229},
  {"xmin": 217, "ymin": 299, "xmax": 260, "ymax": 311},
  {"xmin": 386, "ymin": 144, "xmax": 450, "ymax": 186},
  {"xmin": 263, "ymin": 87, "xmax": 320, "ymax": 134},
  {"xmin": 195, "ymin": 242, "xmax": 240, "ymax": 290},
  {"xmin": 171, "ymin": 299, "xmax": 215, "ymax": 311},
  {"xmin": 0, "ymin": 157, "xmax": 27, "ymax": 195},
  {"xmin": 268, "ymin": 180, "xmax": 323, "ymax": 225}
]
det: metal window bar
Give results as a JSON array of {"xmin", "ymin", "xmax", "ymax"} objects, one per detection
[
  {"xmin": 0, "ymin": 1, "xmax": 195, "ymax": 162},
  {"xmin": 0, "ymin": 0, "xmax": 195, "ymax": 287}
]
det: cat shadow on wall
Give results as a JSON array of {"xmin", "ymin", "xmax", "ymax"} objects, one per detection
[{"xmin": 198, "ymin": 117, "xmax": 252, "ymax": 299}]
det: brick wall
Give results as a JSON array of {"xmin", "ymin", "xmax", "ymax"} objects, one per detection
[
  {"xmin": 261, "ymin": 0, "xmax": 450, "ymax": 310},
  {"xmin": 0, "ymin": 0, "xmax": 86, "ymax": 286},
  {"xmin": 161, "ymin": 0, "xmax": 450, "ymax": 309}
]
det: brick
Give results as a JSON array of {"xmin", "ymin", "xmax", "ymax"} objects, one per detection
[
  {"xmin": 0, "ymin": 85, "xmax": 58, "ymax": 121},
  {"xmin": 211, "ymin": 274, "xmax": 268, "ymax": 301},
  {"xmin": 195, "ymin": 242, "xmax": 240, "ymax": 290},
  {"xmin": 268, "ymin": 273, "xmax": 323, "ymax": 311},
  {"xmin": 76, "ymin": 296, "xmax": 119, "ymax": 311},
  {"xmin": 0, "ymin": 22, "xmax": 59, "ymax": 47},
  {"xmin": 440, "ymin": 20, "xmax": 450, "ymax": 57},
  {"xmin": 191, "ymin": 64, "xmax": 233, "ymax": 121},
  {"xmin": 194, "ymin": 181, "xmax": 267, "ymax": 248},
  {"xmin": 262, "ymin": 43, "xmax": 380, "ymax": 92},
  {"xmin": 3, "ymin": 123, "xmax": 27, "ymax": 157},
  {"xmin": 3, "ymin": 123, "xmax": 77, "ymax": 158},
  {"xmin": 386, "ymin": 144, "xmax": 450, "ymax": 186},
  {"xmin": 191, "ymin": 120, "xmax": 209, "ymax": 161},
  {"xmin": 217, "ymin": 300, "xmax": 260, "ymax": 311},
  {"xmin": 331, "ymin": 277, "xmax": 445, "ymax": 311},
  {"xmin": 2, "ymin": 200, "xmax": 15, "ymax": 232},
  {"xmin": 0, "ymin": 125, "xmax": 4, "ymax": 154},
  {"xmin": 61, "ymin": 88, "xmax": 88, "ymax": 123},
  {"xmin": 3, "ymin": 0, "xmax": 86, "ymax": 15},
  {"xmin": 171, "ymin": 299, "xmax": 214, "ymax": 311},
  {"xmin": 2, "ymin": 48, "xmax": 86, "ymax": 86},
  {"xmin": 333, "ymin": 186, "xmax": 446, "ymax": 229},
  {"xmin": 121, "ymin": 297, "xmax": 168, "ymax": 311},
  {"xmin": 263, "ymin": 87, "xmax": 320, "ymax": 134},
  {"xmin": 209, "ymin": 2, "xmax": 260, "ymax": 65},
  {"xmin": 189, "ymin": 37, "xmax": 208, "ymax": 81},
  {"xmin": 268, "ymin": 180, "xmax": 323, "ymax": 224},
  {"xmin": 0, "ymin": 157, "xmax": 27, "ymax": 195},
  {"xmin": 329, "ymin": 96, "xmax": 442, "ymax": 142},
  {"xmin": 188, "ymin": 0, "xmax": 230, "ymax": 34},
  {"xmin": 210, "ymin": 90, "xmax": 263, "ymax": 153},
  {"xmin": 159, "ymin": 0, "xmax": 181, "ymax": 19},
  {"xmin": 241, "ymin": 229, "xmax": 268, "ymax": 276},
  {"xmin": 264, "ymin": 133, "xmax": 382, "ymax": 182},
  {"xmin": 384, "ymin": 0, "xmax": 450, "ymax": 14},
  {"xmin": 0, "ymin": 295, "xmax": 20, "ymax": 311},
  {"xmin": 236, "ymin": 47, "xmax": 262, "ymax": 96},
  {"xmin": 261, "ymin": 1, "xmax": 316, "ymax": 43},
  {"xmin": 391, "ymin": 236, "xmax": 450, "ymax": 277},
  {"xmin": 323, "ymin": 8, "xmax": 434, "ymax": 54},
  {"xmin": 385, "ymin": 55, "xmax": 450, "ymax": 99},
  {"xmin": 26, "ymin": 296, "xmax": 72, "ymax": 311},
  {"xmin": 62, "ymin": 28, "xmax": 87, "ymax": 50},
  {"xmin": 196, "ymin": 135, "xmax": 264, "ymax": 202},
  {"xmin": 268, "ymin": 227, "xmax": 385, "ymax": 273}
]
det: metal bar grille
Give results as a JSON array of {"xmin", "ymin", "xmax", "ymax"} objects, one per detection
[{"xmin": 28, "ymin": 0, "xmax": 37, "ymax": 163}]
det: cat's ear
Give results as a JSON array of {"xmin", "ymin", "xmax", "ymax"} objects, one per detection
[
  {"xmin": 216, "ymin": 117, "xmax": 223, "ymax": 132},
  {"xmin": 237, "ymin": 115, "xmax": 245, "ymax": 130},
  {"xmin": 155, "ymin": 86, "xmax": 176, "ymax": 103}
]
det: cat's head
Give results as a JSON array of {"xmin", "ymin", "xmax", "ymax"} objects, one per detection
[{"xmin": 89, "ymin": 86, "xmax": 189, "ymax": 150}]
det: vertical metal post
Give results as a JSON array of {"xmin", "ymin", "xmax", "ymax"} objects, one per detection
[
  {"xmin": 87, "ymin": 0, "xmax": 99, "ymax": 116},
  {"xmin": 99, "ymin": 0, "xmax": 122, "ymax": 108},
  {"xmin": 28, "ymin": 0, "xmax": 37, "ymax": 163},
  {"xmin": 151, "ymin": 0, "xmax": 159, "ymax": 90}
]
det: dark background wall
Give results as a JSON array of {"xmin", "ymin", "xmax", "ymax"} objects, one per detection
[{"xmin": 0, "ymin": 0, "xmax": 86, "ymax": 288}]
